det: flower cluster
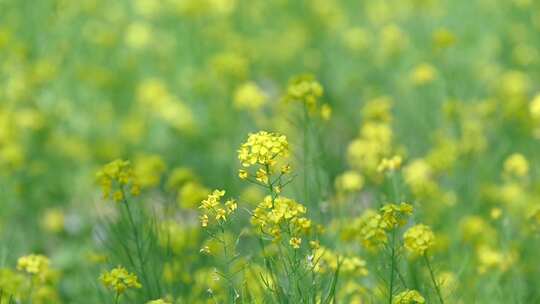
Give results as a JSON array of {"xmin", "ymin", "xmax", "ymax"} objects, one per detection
[
  {"xmin": 377, "ymin": 155, "xmax": 403, "ymax": 173},
  {"xmin": 199, "ymin": 190, "xmax": 237, "ymax": 227},
  {"xmin": 355, "ymin": 203, "xmax": 413, "ymax": 249},
  {"xmin": 380, "ymin": 203, "xmax": 413, "ymax": 230},
  {"xmin": 238, "ymin": 131, "xmax": 290, "ymax": 184},
  {"xmin": 283, "ymin": 74, "xmax": 324, "ymax": 110},
  {"xmin": 403, "ymin": 224, "xmax": 435, "ymax": 256},
  {"xmin": 16, "ymin": 254, "xmax": 50, "ymax": 276},
  {"xmin": 233, "ymin": 82, "xmax": 267, "ymax": 111},
  {"xmin": 96, "ymin": 159, "xmax": 141, "ymax": 202},
  {"xmin": 356, "ymin": 210, "xmax": 388, "ymax": 249},
  {"xmin": 346, "ymin": 96, "xmax": 395, "ymax": 181},
  {"xmin": 312, "ymin": 246, "xmax": 368, "ymax": 276},
  {"xmin": 393, "ymin": 289, "xmax": 425, "ymax": 304},
  {"xmin": 335, "ymin": 170, "xmax": 364, "ymax": 193},
  {"xmin": 100, "ymin": 266, "xmax": 142, "ymax": 295},
  {"xmin": 251, "ymin": 196, "xmax": 311, "ymax": 247},
  {"xmin": 503, "ymin": 153, "xmax": 529, "ymax": 179}
]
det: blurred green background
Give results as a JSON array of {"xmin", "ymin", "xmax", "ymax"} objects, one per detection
[{"xmin": 1, "ymin": 0, "xmax": 540, "ymax": 303}]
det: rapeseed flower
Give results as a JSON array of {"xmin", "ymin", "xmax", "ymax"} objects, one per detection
[
  {"xmin": 100, "ymin": 266, "xmax": 142, "ymax": 295},
  {"xmin": 283, "ymin": 74, "xmax": 324, "ymax": 110},
  {"xmin": 393, "ymin": 290, "xmax": 425, "ymax": 304},
  {"xmin": 96, "ymin": 159, "xmax": 140, "ymax": 203},
  {"xmin": 17, "ymin": 254, "xmax": 50, "ymax": 276},
  {"xmin": 403, "ymin": 224, "xmax": 435, "ymax": 256}
]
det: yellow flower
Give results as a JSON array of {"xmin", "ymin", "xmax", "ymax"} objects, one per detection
[
  {"xmin": 356, "ymin": 210, "xmax": 387, "ymax": 249},
  {"xmin": 41, "ymin": 209, "xmax": 65, "ymax": 233},
  {"xmin": 503, "ymin": 153, "xmax": 529, "ymax": 178},
  {"xmin": 335, "ymin": 171, "xmax": 364, "ymax": 193},
  {"xmin": 283, "ymin": 74, "xmax": 324, "ymax": 110},
  {"xmin": 238, "ymin": 169, "xmax": 248, "ymax": 179},
  {"xmin": 225, "ymin": 199, "xmax": 237, "ymax": 214},
  {"xmin": 256, "ymin": 168, "xmax": 269, "ymax": 184},
  {"xmin": 200, "ymin": 214, "xmax": 209, "ymax": 227},
  {"xmin": 280, "ymin": 164, "xmax": 292, "ymax": 174},
  {"xmin": 177, "ymin": 181, "xmax": 209, "ymax": 209},
  {"xmin": 312, "ymin": 246, "xmax": 368, "ymax": 276},
  {"xmin": 134, "ymin": 154, "xmax": 166, "ymax": 188},
  {"xmin": 379, "ymin": 202, "xmax": 413, "ymax": 229},
  {"xmin": 238, "ymin": 131, "xmax": 289, "ymax": 168},
  {"xmin": 100, "ymin": 266, "xmax": 142, "ymax": 295},
  {"xmin": 125, "ymin": 22, "xmax": 152, "ymax": 49},
  {"xmin": 377, "ymin": 155, "xmax": 403, "ymax": 173},
  {"xmin": 233, "ymin": 82, "xmax": 267, "ymax": 111},
  {"xmin": 410, "ymin": 63, "xmax": 437, "ymax": 85},
  {"xmin": 289, "ymin": 237, "xmax": 302, "ymax": 249},
  {"xmin": 393, "ymin": 289, "xmax": 425, "ymax": 304},
  {"xmin": 476, "ymin": 245, "xmax": 514, "ymax": 274},
  {"xmin": 403, "ymin": 224, "xmax": 435, "ymax": 256},
  {"xmin": 251, "ymin": 196, "xmax": 311, "ymax": 241},
  {"xmin": 215, "ymin": 208, "xmax": 227, "ymax": 221},
  {"xmin": 17, "ymin": 254, "xmax": 50, "ymax": 276},
  {"xmin": 530, "ymin": 94, "xmax": 540, "ymax": 119},
  {"xmin": 320, "ymin": 103, "xmax": 332, "ymax": 120},
  {"xmin": 96, "ymin": 159, "xmax": 140, "ymax": 203},
  {"xmin": 199, "ymin": 190, "xmax": 236, "ymax": 227},
  {"xmin": 200, "ymin": 190, "xmax": 226, "ymax": 210},
  {"xmin": 432, "ymin": 28, "xmax": 456, "ymax": 49}
]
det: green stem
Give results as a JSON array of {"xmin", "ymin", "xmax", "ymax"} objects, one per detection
[
  {"xmin": 388, "ymin": 229, "xmax": 396, "ymax": 304},
  {"xmin": 114, "ymin": 292, "xmax": 120, "ymax": 304},
  {"xmin": 424, "ymin": 254, "xmax": 444, "ymax": 304},
  {"xmin": 303, "ymin": 104, "xmax": 309, "ymax": 205},
  {"xmin": 123, "ymin": 194, "xmax": 151, "ymax": 297}
]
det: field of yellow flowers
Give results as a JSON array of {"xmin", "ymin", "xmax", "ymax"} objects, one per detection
[{"xmin": 2, "ymin": 0, "xmax": 540, "ymax": 303}]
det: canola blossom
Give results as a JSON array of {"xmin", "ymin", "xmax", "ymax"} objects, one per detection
[{"xmin": 2, "ymin": 0, "xmax": 540, "ymax": 303}]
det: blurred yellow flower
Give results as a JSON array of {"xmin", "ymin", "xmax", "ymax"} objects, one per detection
[
  {"xmin": 96, "ymin": 159, "xmax": 140, "ymax": 202},
  {"xmin": 410, "ymin": 63, "xmax": 437, "ymax": 85},
  {"xmin": 403, "ymin": 224, "xmax": 435, "ymax": 256},
  {"xmin": 503, "ymin": 153, "xmax": 529, "ymax": 178},
  {"xmin": 393, "ymin": 289, "xmax": 425, "ymax": 304},
  {"xmin": 17, "ymin": 254, "xmax": 50, "ymax": 276},
  {"xmin": 233, "ymin": 82, "xmax": 267, "ymax": 111},
  {"xmin": 100, "ymin": 266, "xmax": 142, "ymax": 295}
]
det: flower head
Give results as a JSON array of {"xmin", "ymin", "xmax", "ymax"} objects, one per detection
[
  {"xmin": 238, "ymin": 131, "xmax": 289, "ymax": 168},
  {"xmin": 233, "ymin": 82, "xmax": 267, "ymax": 111},
  {"xmin": 503, "ymin": 153, "xmax": 529, "ymax": 178},
  {"xmin": 289, "ymin": 237, "xmax": 302, "ymax": 249},
  {"xmin": 96, "ymin": 159, "xmax": 140, "ymax": 202},
  {"xmin": 237, "ymin": 131, "xmax": 290, "ymax": 183},
  {"xmin": 17, "ymin": 254, "xmax": 50, "ymax": 276},
  {"xmin": 377, "ymin": 155, "xmax": 403, "ymax": 173},
  {"xmin": 403, "ymin": 224, "xmax": 435, "ymax": 256},
  {"xmin": 379, "ymin": 202, "xmax": 413, "ymax": 229},
  {"xmin": 100, "ymin": 266, "xmax": 142, "ymax": 295},
  {"xmin": 393, "ymin": 289, "xmax": 425, "ymax": 304},
  {"xmin": 356, "ymin": 210, "xmax": 388, "ymax": 249},
  {"xmin": 199, "ymin": 190, "xmax": 236, "ymax": 227},
  {"xmin": 251, "ymin": 196, "xmax": 311, "ymax": 241},
  {"xmin": 283, "ymin": 74, "xmax": 324, "ymax": 110}
]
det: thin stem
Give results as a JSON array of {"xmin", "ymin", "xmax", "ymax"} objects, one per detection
[
  {"xmin": 303, "ymin": 105, "xmax": 309, "ymax": 204},
  {"xmin": 388, "ymin": 229, "xmax": 397, "ymax": 304},
  {"xmin": 423, "ymin": 254, "xmax": 445, "ymax": 304},
  {"xmin": 122, "ymin": 192, "xmax": 151, "ymax": 297},
  {"xmin": 114, "ymin": 292, "xmax": 120, "ymax": 304}
]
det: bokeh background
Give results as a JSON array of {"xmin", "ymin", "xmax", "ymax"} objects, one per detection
[{"xmin": 1, "ymin": 0, "xmax": 540, "ymax": 303}]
